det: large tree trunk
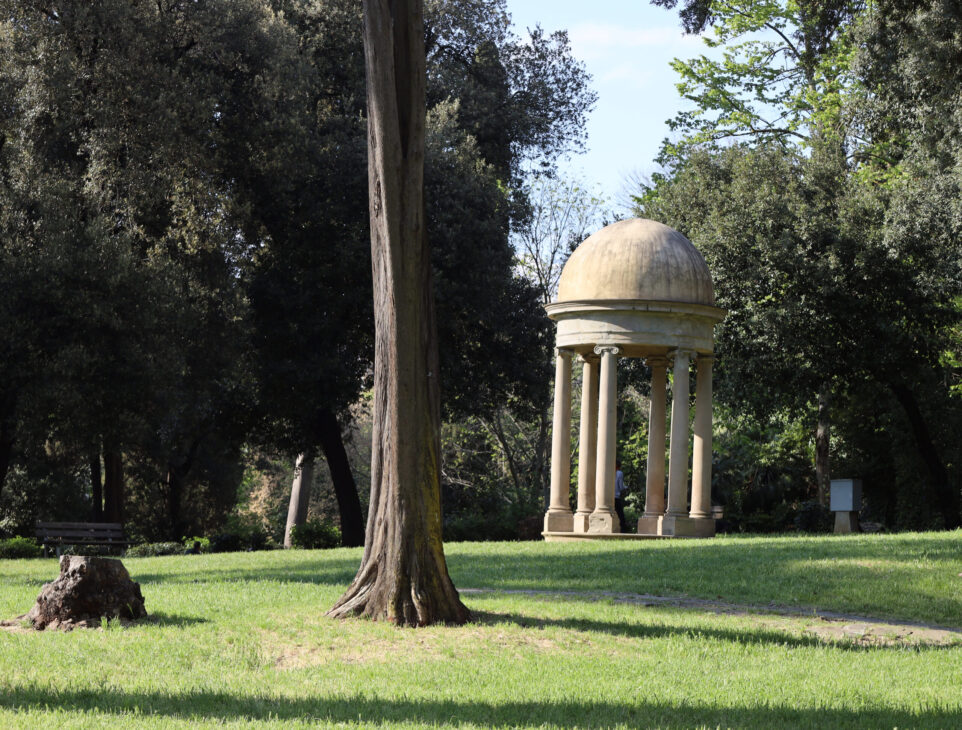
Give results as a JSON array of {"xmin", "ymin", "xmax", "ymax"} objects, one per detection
[
  {"xmin": 89, "ymin": 451, "xmax": 103, "ymax": 522},
  {"xmin": 889, "ymin": 382, "xmax": 961, "ymax": 529},
  {"xmin": 284, "ymin": 452, "xmax": 314, "ymax": 548},
  {"xmin": 317, "ymin": 409, "xmax": 365, "ymax": 547},
  {"xmin": 815, "ymin": 383, "xmax": 831, "ymax": 506},
  {"xmin": 102, "ymin": 448, "xmax": 124, "ymax": 524},
  {"xmin": 328, "ymin": 0, "xmax": 468, "ymax": 626}
]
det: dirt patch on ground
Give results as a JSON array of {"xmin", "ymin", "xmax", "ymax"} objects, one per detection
[
  {"xmin": 802, "ymin": 619, "xmax": 961, "ymax": 647},
  {"xmin": 265, "ymin": 619, "xmax": 565, "ymax": 670},
  {"xmin": 264, "ymin": 633, "xmax": 443, "ymax": 670},
  {"xmin": 460, "ymin": 587, "xmax": 962, "ymax": 648}
]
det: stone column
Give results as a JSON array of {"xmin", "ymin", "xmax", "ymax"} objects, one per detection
[
  {"xmin": 638, "ymin": 356, "xmax": 668, "ymax": 535},
  {"xmin": 544, "ymin": 348, "xmax": 574, "ymax": 533},
  {"xmin": 590, "ymin": 345, "xmax": 620, "ymax": 533},
  {"xmin": 574, "ymin": 354, "xmax": 599, "ymax": 533},
  {"xmin": 690, "ymin": 355, "xmax": 713, "ymax": 520},
  {"xmin": 663, "ymin": 349, "xmax": 692, "ymax": 529}
]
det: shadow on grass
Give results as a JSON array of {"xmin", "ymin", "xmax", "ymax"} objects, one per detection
[
  {"xmin": 444, "ymin": 534, "xmax": 962, "ymax": 626},
  {"xmin": 471, "ymin": 610, "xmax": 954, "ymax": 653},
  {"xmin": 121, "ymin": 533, "xmax": 962, "ymax": 625},
  {"xmin": 143, "ymin": 612, "xmax": 210, "ymax": 628},
  {"xmin": 0, "ymin": 687, "xmax": 958, "ymax": 729},
  {"xmin": 131, "ymin": 556, "xmax": 361, "ymax": 588}
]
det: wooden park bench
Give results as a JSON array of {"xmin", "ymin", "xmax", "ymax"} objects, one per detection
[{"xmin": 35, "ymin": 522, "xmax": 130, "ymax": 557}]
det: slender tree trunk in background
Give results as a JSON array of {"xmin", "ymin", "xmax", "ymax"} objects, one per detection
[
  {"xmin": 102, "ymin": 448, "xmax": 124, "ymax": 523},
  {"xmin": 328, "ymin": 0, "xmax": 468, "ymax": 626},
  {"xmin": 0, "ymin": 420, "xmax": 13, "ymax": 503},
  {"xmin": 482, "ymin": 412, "xmax": 524, "ymax": 501},
  {"xmin": 537, "ymin": 404, "xmax": 551, "ymax": 510},
  {"xmin": 284, "ymin": 452, "xmax": 314, "ymax": 548},
  {"xmin": 815, "ymin": 384, "xmax": 831, "ymax": 506},
  {"xmin": 164, "ymin": 466, "xmax": 185, "ymax": 540},
  {"xmin": 889, "ymin": 382, "xmax": 961, "ymax": 529},
  {"xmin": 89, "ymin": 451, "xmax": 103, "ymax": 521},
  {"xmin": 164, "ymin": 440, "xmax": 202, "ymax": 539},
  {"xmin": 318, "ymin": 409, "xmax": 365, "ymax": 547}
]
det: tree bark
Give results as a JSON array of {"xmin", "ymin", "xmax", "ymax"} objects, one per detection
[
  {"xmin": 815, "ymin": 383, "xmax": 830, "ymax": 506},
  {"xmin": 102, "ymin": 448, "xmax": 124, "ymax": 524},
  {"xmin": 481, "ymin": 412, "xmax": 524, "ymax": 502},
  {"xmin": 889, "ymin": 382, "xmax": 961, "ymax": 529},
  {"xmin": 89, "ymin": 451, "xmax": 103, "ymax": 522},
  {"xmin": 284, "ymin": 452, "xmax": 314, "ymax": 548},
  {"xmin": 164, "ymin": 466, "xmax": 184, "ymax": 540},
  {"xmin": 328, "ymin": 0, "xmax": 468, "ymax": 626},
  {"xmin": 0, "ymin": 418, "xmax": 13, "ymax": 504},
  {"xmin": 317, "ymin": 409, "xmax": 365, "ymax": 547},
  {"xmin": 164, "ymin": 439, "xmax": 201, "ymax": 540},
  {"xmin": 536, "ymin": 402, "xmax": 551, "ymax": 511}
]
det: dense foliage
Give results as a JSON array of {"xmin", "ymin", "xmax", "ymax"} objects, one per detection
[
  {"xmin": 1, "ymin": 0, "xmax": 958, "ymax": 541},
  {"xmin": 637, "ymin": 0, "xmax": 962, "ymax": 530},
  {"xmin": 0, "ymin": 0, "xmax": 594, "ymax": 544}
]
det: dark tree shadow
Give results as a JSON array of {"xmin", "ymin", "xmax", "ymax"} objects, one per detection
[
  {"xmin": 442, "ymin": 535, "xmax": 962, "ymax": 627},
  {"xmin": 470, "ymin": 610, "xmax": 957, "ymax": 653},
  {"xmin": 131, "ymin": 556, "xmax": 361, "ymax": 588},
  {"xmin": 121, "ymin": 533, "xmax": 962, "ymax": 628},
  {"xmin": 142, "ymin": 612, "xmax": 209, "ymax": 628},
  {"xmin": 0, "ymin": 686, "xmax": 957, "ymax": 729}
]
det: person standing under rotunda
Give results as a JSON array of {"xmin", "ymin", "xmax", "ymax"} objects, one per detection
[{"xmin": 614, "ymin": 461, "xmax": 627, "ymax": 533}]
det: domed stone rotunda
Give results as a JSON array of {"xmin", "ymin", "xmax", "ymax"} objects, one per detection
[{"xmin": 543, "ymin": 218, "xmax": 726, "ymax": 540}]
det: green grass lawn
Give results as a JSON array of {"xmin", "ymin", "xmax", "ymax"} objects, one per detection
[{"xmin": 1, "ymin": 531, "xmax": 961, "ymax": 729}]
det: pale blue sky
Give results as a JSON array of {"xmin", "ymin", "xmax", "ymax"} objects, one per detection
[{"xmin": 507, "ymin": 0, "xmax": 707, "ymax": 210}]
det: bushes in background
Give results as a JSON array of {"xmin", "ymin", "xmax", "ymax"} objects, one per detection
[
  {"xmin": 0, "ymin": 536, "xmax": 42, "ymax": 559},
  {"xmin": 125, "ymin": 542, "xmax": 184, "ymax": 557},
  {"xmin": 289, "ymin": 520, "xmax": 341, "ymax": 549}
]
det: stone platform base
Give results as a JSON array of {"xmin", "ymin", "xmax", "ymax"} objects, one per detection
[
  {"xmin": 635, "ymin": 515, "xmax": 716, "ymax": 537},
  {"xmin": 659, "ymin": 515, "xmax": 716, "ymax": 537},
  {"xmin": 543, "ymin": 511, "xmax": 574, "ymax": 533},
  {"xmin": 543, "ymin": 531, "xmax": 672, "ymax": 542},
  {"xmin": 834, "ymin": 511, "xmax": 859, "ymax": 534}
]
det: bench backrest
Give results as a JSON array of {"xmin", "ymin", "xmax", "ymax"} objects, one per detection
[{"xmin": 35, "ymin": 522, "xmax": 126, "ymax": 542}]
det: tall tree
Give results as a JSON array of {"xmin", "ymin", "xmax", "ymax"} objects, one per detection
[
  {"xmin": 249, "ymin": 0, "xmax": 592, "ymax": 548},
  {"xmin": 647, "ymin": 0, "xmax": 863, "ymax": 504},
  {"xmin": 0, "ymin": 0, "xmax": 274, "ymax": 534},
  {"xmin": 328, "ymin": 0, "xmax": 468, "ymax": 626}
]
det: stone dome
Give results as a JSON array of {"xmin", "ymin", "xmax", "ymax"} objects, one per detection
[{"xmin": 556, "ymin": 218, "xmax": 714, "ymax": 306}]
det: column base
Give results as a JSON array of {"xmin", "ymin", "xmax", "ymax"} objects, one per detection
[
  {"xmin": 637, "ymin": 515, "xmax": 661, "ymax": 535},
  {"xmin": 659, "ymin": 515, "xmax": 715, "ymax": 537},
  {"xmin": 572, "ymin": 513, "xmax": 592, "ymax": 533},
  {"xmin": 834, "ymin": 511, "xmax": 859, "ymax": 534},
  {"xmin": 588, "ymin": 511, "xmax": 620, "ymax": 534},
  {"xmin": 544, "ymin": 510, "xmax": 573, "ymax": 533}
]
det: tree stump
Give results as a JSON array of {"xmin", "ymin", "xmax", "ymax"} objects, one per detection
[{"xmin": 23, "ymin": 555, "xmax": 147, "ymax": 630}]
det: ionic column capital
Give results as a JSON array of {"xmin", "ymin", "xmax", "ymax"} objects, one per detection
[
  {"xmin": 644, "ymin": 355, "xmax": 669, "ymax": 369},
  {"xmin": 670, "ymin": 348, "xmax": 696, "ymax": 363},
  {"xmin": 554, "ymin": 347, "xmax": 574, "ymax": 360},
  {"xmin": 593, "ymin": 345, "xmax": 622, "ymax": 357},
  {"xmin": 696, "ymin": 353, "xmax": 715, "ymax": 364},
  {"xmin": 576, "ymin": 353, "xmax": 599, "ymax": 365}
]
